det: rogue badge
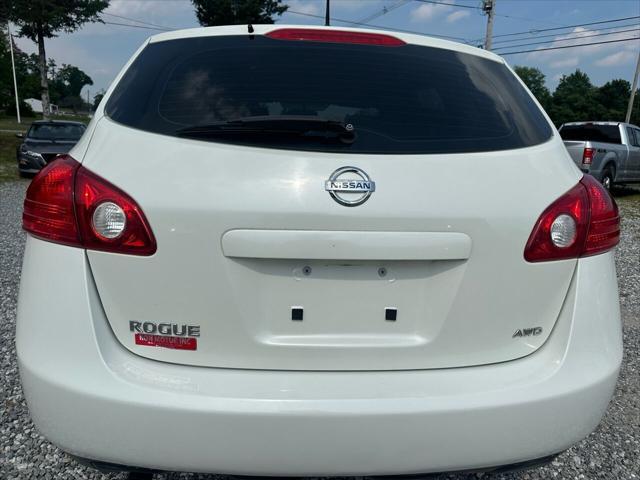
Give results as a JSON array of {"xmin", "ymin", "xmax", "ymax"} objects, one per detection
[{"xmin": 325, "ymin": 166, "xmax": 375, "ymax": 207}]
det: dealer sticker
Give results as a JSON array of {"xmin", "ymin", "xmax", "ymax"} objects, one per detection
[
  {"xmin": 130, "ymin": 321, "xmax": 200, "ymax": 351},
  {"xmin": 134, "ymin": 334, "xmax": 197, "ymax": 350}
]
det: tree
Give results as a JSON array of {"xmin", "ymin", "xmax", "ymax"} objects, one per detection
[
  {"xmin": 513, "ymin": 66, "xmax": 552, "ymax": 112},
  {"xmin": 549, "ymin": 70, "xmax": 605, "ymax": 127},
  {"xmin": 14, "ymin": 53, "xmax": 43, "ymax": 100},
  {"xmin": 58, "ymin": 94, "xmax": 85, "ymax": 113},
  {"xmin": 8, "ymin": 0, "xmax": 109, "ymax": 119},
  {"xmin": 631, "ymin": 92, "xmax": 640, "ymax": 126},
  {"xmin": 191, "ymin": 0, "xmax": 288, "ymax": 26},
  {"xmin": 0, "ymin": 26, "xmax": 13, "ymax": 110},
  {"xmin": 57, "ymin": 64, "xmax": 93, "ymax": 97},
  {"xmin": 597, "ymin": 79, "xmax": 631, "ymax": 122},
  {"xmin": 93, "ymin": 89, "xmax": 105, "ymax": 110}
]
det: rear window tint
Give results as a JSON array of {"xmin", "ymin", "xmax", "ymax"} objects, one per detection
[
  {"xmin": 559, "ymin": 124, "xmax": 622, "ymax": 144},
  {"xmin": 106, "ymin": 35, "xmax": 553, "ymax": 154},
  {"xmin": 28, "ymin": 123, "xmax": 85, "ymax": 140}
]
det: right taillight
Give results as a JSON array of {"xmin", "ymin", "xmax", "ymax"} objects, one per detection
[
  {"xmin": 582, "ymin": 147, "xmax": 595, "ymax": 165},
  {"xmin": 22, "ymin": 155, "xmax": 156, "ymax": 256},
  {"xmin": 524, "ymin": 175, "xmax": 619, "ymax": 262}
]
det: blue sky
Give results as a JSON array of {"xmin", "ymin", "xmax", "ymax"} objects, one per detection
[{"xmin": 12, "ymin": 0, "xmax": 640, "ymax": 102}]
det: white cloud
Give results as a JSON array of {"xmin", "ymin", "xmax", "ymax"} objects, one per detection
[
  {"xmin": 446, "ymin": 10, "xmax": 470, "ymax": 23},
  {"xmin": 520, "ymin": 26, "xmax": 640, "ymax": 79},
  {"xmin": 287, "ymin": 0, "xmax": 321, "ymax": 16},
  {"xmin": 595, "ymin": 50, "xmax": 636, "ymax": 67},
  {"xmin": 527, "ymin": 26, "xmax": 640, "ymax": 63},
  {"xmin": 14, "ymin": 35, "xmax": 122, "ymax": 95},
  {"xmin": 333, "ymin": 0, "xmax": 379, "ymax": 11},
  {"xmin": 106, "ymin": 0, "xmax": 187, "ymax": 17},
  {"xmin": 549, "ymin": 57, "xmax": 579, "ymax": 69},
  {"xmin": 104, "ymin": 0, "xmax": 193, "ymax": 29},
  {"xmin": 410, "ymin": 0, "xmax": 453, "ymax": 22}
]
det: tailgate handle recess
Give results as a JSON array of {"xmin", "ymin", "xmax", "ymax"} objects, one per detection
[{"xmin": 221, "ymin": 230, "xmax": 471, "ymax": 261}]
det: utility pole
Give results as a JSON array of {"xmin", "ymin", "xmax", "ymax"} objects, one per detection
[
  {"xmin": 87, "ymin": 89, "xmax": 90, "ymax": 113},
  {"xmin": 625, "ymin": 50, "xmax": 640, "ymax": 123},
  {"xmin": 325, "ymin": 0, "xmax": 330, "ymax": 26},
  {"xmin": 483, "ymin": 0, "xmax": 496, "ymax": 51},
  {"xmin": 7, "ymin": 23, "xmax": 21, "ymax": 124}
]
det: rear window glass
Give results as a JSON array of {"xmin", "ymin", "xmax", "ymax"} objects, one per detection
[
  {"xmin": 28, "ymin": 123, "xmax": 85, "ymax": 140},
  {"xmin": 559, "ymin": 124, "xmax": 622, "ymax": 144},
  {"xmin": 106, "ymin": 35, "xmax": 553, "ymax": 154}
]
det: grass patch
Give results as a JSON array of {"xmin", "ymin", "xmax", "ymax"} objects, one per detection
[
  {"xmin": 0, "ymin": 117, "xmax": 30, "ymax": 132},
  {"xmin": 0, "ymin": 131, "xmax": 22, "ymax": 181},
  {"xmin": 0, "ymin": 114, "xmax": 91, "ymax": 181}
]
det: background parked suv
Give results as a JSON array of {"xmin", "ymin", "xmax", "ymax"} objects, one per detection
[
  {"xmin": 16, "ymin": 120, "xmax": 86, "ymax": 177},
  {"xmin": 559, "ymin": 121, "xmax": 640, "ymax": 190}
]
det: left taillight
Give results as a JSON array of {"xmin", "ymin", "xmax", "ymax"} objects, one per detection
[{"xmin": 23, "ymin": 155, "xmax": 156, "ymax": 256}]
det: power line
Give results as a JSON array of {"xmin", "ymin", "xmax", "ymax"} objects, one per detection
[
  {"xmin": 488, "ymin": 15, "xmax": 640, "ymax": 40},
  {"xmin": 414, "ymin": 0, "xmax": 479, "ymax": 9},
  {"xmin": 493, "ymin": 11, "xmax": 564, "ymax": 26},
  {"xmin": 352, "ymin": 0, "xmax": 411, "ymax": 26},
  {"xmin": 102, "ymin": 20, "xmax": 170, "ymax": 31},
  {"xmin": 102, "ymin": 12, "xmax": 176, "ymax": 30},
  {"xmin": 492, "ymin": 21, "xmax": 640, "ymax": 45},
  {"xmin": 499, "ymin": 36, "xmax": 640, "ymax": 56},
  {"xmin": 493, "ymin": 27, "xmax": 640, "ymax": 51},
  {"xmin": 285, "ymin": 9, "xmax": 469, "ymax": 42}
]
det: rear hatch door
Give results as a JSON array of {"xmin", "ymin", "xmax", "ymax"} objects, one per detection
[{"xmin": 82, "ymin": 29, "xmax": 579, "ymax": 370}]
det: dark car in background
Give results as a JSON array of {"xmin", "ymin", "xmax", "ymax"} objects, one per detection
[{"xmin": 16, "ymin": 120, "xmax": 86, "ymax": 177}]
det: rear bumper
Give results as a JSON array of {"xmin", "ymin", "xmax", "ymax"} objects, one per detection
[{"xmin": 17, "ymin": 237, "xmax": 622, "ymax": 476}]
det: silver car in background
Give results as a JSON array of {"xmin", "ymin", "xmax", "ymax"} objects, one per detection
[{"xmin": 559, "ymin": 121, "xmax": 640, "ymax": 190}]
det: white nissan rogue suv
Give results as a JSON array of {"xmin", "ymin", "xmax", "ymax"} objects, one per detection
[{"xmin": 17, "ymin": 25, "xmax": 622, "ymax": 477}]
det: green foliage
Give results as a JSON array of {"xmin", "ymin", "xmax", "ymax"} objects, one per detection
[
  {"xmin": 93, "ymin": 90, "xmax": 105, "ymax": 110},
  {"xmin": 57, "ymin": 64, "xmax": 93, "ymax": 97},
  {"xmin": 549, "ymin": 70, "xmax": 605, "ymax": 126},
  {"xmin": 14, "ymin": 53, "xmax": 45, "ymax": 100},
  {"xmin": 0, "ymin": 27, "xmax": 12, "ymax": 109},
  {"xmin": 513, "ymin": 66, "xmax": 552, "ymax": 111},
  {"xmin": 0, "ymin": 28, "xmax": 40, "ymax": 111},
  {"xmin": 191, "ymin": 0, "xmax": 288, "ymax": 26},
  {"xmin": 7, "ymin": 0, "xmax": 108, "ymax": 118},
  {"xmin": 5, "ymin": 100, "xmax": 35, "ymax": 118},
  {"xmin": 597, "ymin": 79, "xmax": 631, "ymax": 122},
  {"xmin": 58, "ymin": 95, "xmax": 84, "ymax": 113},
  {"xmin": 0, "ymin": 35, "xmax": 93, "ymax": 113},
  {"xmin": 632, "ymin": 95, "xmax": 640, "ymax": 126},
  {"xmin": 513, "ymin": 66, "xmax": 639, "ymax": 127},
  {"xmin": 8, "ymin": 0, "xmax": 109, "ymax": 41}
]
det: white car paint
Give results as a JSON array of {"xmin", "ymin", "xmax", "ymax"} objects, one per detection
[
  {"xmin": 17, "ymin": 24, "xmax": 622, "ymax": 475},
  {"xmin": 18, "ymin": 238, "xmax": 621, "ymax": 475},
  {"xmin": 82, "ymin": 119, "xmax": 580, "ymax": 370}
]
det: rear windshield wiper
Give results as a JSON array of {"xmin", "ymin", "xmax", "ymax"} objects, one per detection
[{"xmin": 176, "ymin": 115, "xmax": 356, "ymax": 144}]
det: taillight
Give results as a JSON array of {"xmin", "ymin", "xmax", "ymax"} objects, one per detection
[
  {"xmin": 23, "ymin": 156, "xmax": 80, "ymax": 246},
  {"xmin": 582, "ymin": 147, "xmax": 595, "ymax": 165},
  {"xmin": 524, "ymin": 175, "xmax": 619, "ymax": 262},
  {"xmin": 22, "ymin": 155, "xmax": 156, "ymax": 256},
  {"xmin": 265, "ymin": 28, "xmax": 406, "ymax": 47},
  {"xmin": 580, "ymin": 175, "xmax": 620, "ymax": 256}
]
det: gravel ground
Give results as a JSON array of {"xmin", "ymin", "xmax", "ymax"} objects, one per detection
[{"xmin": 1, "ymin": 179, "xmax": 638, "ymax": 480}]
